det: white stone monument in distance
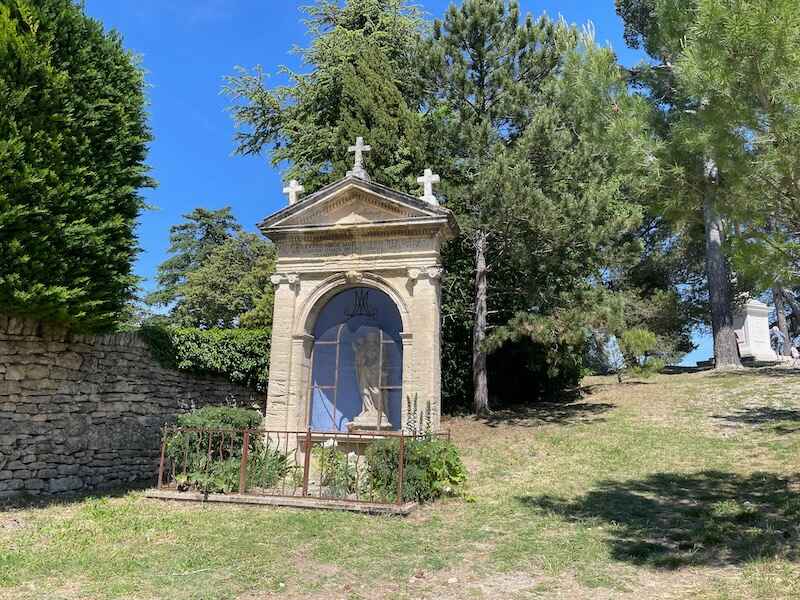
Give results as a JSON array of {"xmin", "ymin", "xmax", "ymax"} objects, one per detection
[{"xmin": 733, "ymin": 298, "xmax": 777, "ymax": 362}]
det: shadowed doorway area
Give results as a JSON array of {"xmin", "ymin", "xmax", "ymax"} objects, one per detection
[{"xmin": 309, "ymin": 287, "xmax": 403, "ymax": 432}]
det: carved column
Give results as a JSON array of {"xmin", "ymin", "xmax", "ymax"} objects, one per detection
[
  {"xmin": 264, "ymin": 273, "xmax": 301, "ymax": 431},
  {"xmin": 405, "ymin": 266, "xmax": 443, "ymax": 430}
]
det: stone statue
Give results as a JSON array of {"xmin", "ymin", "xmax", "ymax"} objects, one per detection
[{"xmin": 350, "ymin": 329, "xmax": 392, "ymax": 429}]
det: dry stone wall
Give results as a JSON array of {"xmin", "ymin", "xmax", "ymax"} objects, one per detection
[{"xmin": 0, "ymin": 315, "xmax": 258, "ymax": 499}]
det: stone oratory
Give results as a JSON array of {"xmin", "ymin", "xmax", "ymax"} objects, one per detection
[{"xmin": 259, "ymin": 139, "xmax": 458, "ymax": 433}]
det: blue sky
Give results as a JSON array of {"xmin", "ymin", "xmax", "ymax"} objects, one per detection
[{"xmin": 82, "ymin": 0, "xmax": 712, "ymax": 365}]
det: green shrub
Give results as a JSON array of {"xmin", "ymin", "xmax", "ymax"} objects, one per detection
[
  {"xmin": 247, "ymin": 442, "xmax": 296, "ymax": 489},
  {"xmin": 365, "ymin": 437, "xmax": 467, "ymax": 503},
  {"xmin": 175, "ymin": 456, "xmax": 242, "ymax": 494},
  {"xmin": 175, "ymin": 406, "xmax": 262, "ymax": 430},
  {"xmin": 167, "ymin": 407, "xmax": 262, "ymax": 480},
  {"xmin": 165, "ymin": 407, "xmax": 295, "ymax": 494},
  {"xmin": 619, "ymin": 328, "xmax": 662, "ymax": 379},
  {"xmin": 141, "ymin": 324, "xmax": 270, "ymax": 391},
  {"xmin": 313, "ymin": 446, "xmax": 357, "ymax": 498}
]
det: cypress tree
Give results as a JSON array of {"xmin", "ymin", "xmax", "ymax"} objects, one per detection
[{"xmin": 0, "ymin": 0, "xmax": 153, "ymax": 331}]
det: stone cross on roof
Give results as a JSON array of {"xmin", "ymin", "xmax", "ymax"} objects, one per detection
[
  {"xmin": 417, "ymin": 168, "xmax": 441, "ymax": 205},
  {"xmin": 282, "ymin": 179, "xmax": 304, "ymax": 205},
  {"xmin": 347, "ymin": 136, "xmax": 371, "ymax": 181}
]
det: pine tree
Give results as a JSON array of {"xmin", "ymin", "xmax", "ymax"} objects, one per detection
[
  {"xmin": 176, "ymin": 232, "xmax": 276, "ymax": 329},
  {"xmin": 224, "ymin": 0, "xmax": 426, "ymax": 192},
  {"xmin": 616, "ymin": 0, "xmax": 743, "ymax": 367},
  {"xmin": 676, "ymin": 0, "xmax": 800, "ymax": 355},
  {"xmin": 146, "ymin": 208, "xmax": 241, "ymax": 309},
  {"xmin": 424, "ymin": 0, "xmax": 564, "ymax": 414},
  {"xmin": 480, "ymin": 31, "xmax": 660, "ymax": 380}
]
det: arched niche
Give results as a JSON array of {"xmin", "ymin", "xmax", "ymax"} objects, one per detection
[{"xmin": 307, "ymin": 286, "xmax": 403, "ymax": 432}]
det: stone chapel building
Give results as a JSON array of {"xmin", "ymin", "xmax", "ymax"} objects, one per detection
[{"xmin": 258, "ymin": 139, "xmax": 457, "ymax": 434}]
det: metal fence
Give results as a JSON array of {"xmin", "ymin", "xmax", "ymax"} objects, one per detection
[{"xmin": 156, "ymin": 428, "xmax": 448, "ymax": 506}]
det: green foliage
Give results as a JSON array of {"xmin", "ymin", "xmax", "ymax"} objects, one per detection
[
  {"xmin": 313, "ymin": 446, "xmax": 358, "ymax": 499},
  {"xmin": 225, "ymin": 0, "xmax": 427, "ymax": 193},
  {"xmin": 178, "ymin": 232, "xmax": 275, "ymax": 329},
  {"xmin": 142, "ymin": 325, "xmax": 270, "ymax": 391},
  {"xmin": 247, "ymin": 445, "xmax": 295, "ymax": 491},
  {"xmin": 225, "ymin": 0, "xmax": 696, "ymax": 411},
  {"xmin": 603, "ymin": 327, "xmax": 663, "ymax": 382},
  {"xmin": 676, "ymin": 0, "xmax": 800, "ymax": 287},
  {"xmin": 619, "ymin": 328, "xmax": 658, "ymax": 363},
  {"xmin": 365, "ymin": 437, "xmax": 467, "ymax": 503},
  {"xmin": 146, "ymin": 207, "xmax": 240, "ymax": 306},
  {"xmin": 619, "ymin": 328, "xmax": 663, "ymax": 377},
  {"xmin": 472, "ymin": 35, "xmax": 662, "ymax": 402},
  {"xmin": 165, "ymin": 407, "xmax": 294, "ymax": 495},
  {"xmin": 0, "ymin": 0, "xmax": 152, "ymax": 330},
  {"xmin": 175, "ymin": 406, "xmax": 262, "ymax": 430},
  {"xmin": 146, "ymin": 208, "xmax": 276, "ymax": 328},
  {"xmin": 616, "ymin": 0, "xmax": 800, "ymax": 342}
]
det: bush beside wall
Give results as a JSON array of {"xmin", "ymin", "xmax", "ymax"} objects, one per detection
[{"xmin": 141, "ymin": 325, "xmax": 270, "ymax": 392}]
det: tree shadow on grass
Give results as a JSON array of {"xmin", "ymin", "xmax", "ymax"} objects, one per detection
[
  {"xmin": 480, "ymin": 401, "xmax": 615, "ymax": 428},
  {"xmin": 713, "ymin": 407, "xmax": 800, "ymax": 435},
  {"xmin": 0, "ymin": 480, "xmax": 151, "ymax": 511},
  {"xmin": 709, "ymin": 367, "xmax": 800, "ymax": 379},
  {"xmin": 518, "ymin": 470, "xmax": 800, "ymax": 568}
]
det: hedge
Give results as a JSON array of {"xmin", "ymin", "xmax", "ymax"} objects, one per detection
[{"xmin": 141, "ymin": 325, "xmax": 270, "ymax": 391}]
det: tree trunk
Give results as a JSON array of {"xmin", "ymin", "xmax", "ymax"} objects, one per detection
[
  {"xmin": 703, "ymin": 191, "xmax": 741, "ymax": 368},
  {"xmin": 473, "ymin": 231, "xmax": 489, "ymax": 415},
  {"xmin": 781, "ymin": 288, "xmax": 800, "ymax": 337},
  {"xmin": 773, "ymin": 285, "xmax": 791, "ymax": 355}
]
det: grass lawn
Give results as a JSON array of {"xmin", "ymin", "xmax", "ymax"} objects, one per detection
[{"xmin": 2, "ymin": 368, "xmax": 800, "ymax": 599}]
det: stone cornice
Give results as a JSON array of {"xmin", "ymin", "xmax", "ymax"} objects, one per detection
[{"xmin": 265, "ymin": 219, "xmax": 455, "ymax": 245}]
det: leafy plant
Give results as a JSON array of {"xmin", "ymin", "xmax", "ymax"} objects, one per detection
[
  {"xmin": 365, "ymin": 437, "xmax": 467, "ymax": 503},
  {"xmin": 164, "ymin": 407, "xmax": 295, "ymax": 494},
  {"xmin": 175, "ymin": 406, "xmax": 262, "ymax": 430},
  {"xmin": 619, "ymin": 328, "xmax": 663, "ymax": 379},
  {"xmin": 313, "ymin": 445, "xmax": 357, "ymax": 499},
  {"xmin": 247, "ymin": 442, "xmax": 296, "ymax": 489}
]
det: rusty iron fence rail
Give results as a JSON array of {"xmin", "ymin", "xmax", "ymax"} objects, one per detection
[{"xmin": 156, "ymin": 427, "xmax": 449, "ymax": 506}]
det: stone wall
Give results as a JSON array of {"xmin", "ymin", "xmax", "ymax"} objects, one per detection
[{"xmin": 0, "ymin": 315, "xmax": 259, "ymax": 499}]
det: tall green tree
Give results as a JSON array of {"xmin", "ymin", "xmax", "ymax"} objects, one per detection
[
  {"xmin": 146, "ymin": 207, "xmax": 241, "ymax": 309},
  {"xmin": 482, "ymin": 32, "xmax": 659, "ymax": 380},
  {"xmin": 425, "ymin": 0, "xmax": 564, "ymax": 413},
  {"xmin": 0, "ymin": 0, "xmax": 152, "ymax": 331},
  {"xmin": 147, "ymin": 208, "xmax": 275, "ymax": 329},
  {"xmin": 225, "ymin": 0, "xmax": 427, "ymax": 192},
  {"xmin": 616, "ymin": 0, "xmax": 743, "ymax": 367},
  {"xmin": 674, "ymin": 0, "xmax": 800, "ymax": 355},
  {"xmin": 176, "ymin": 232, "xmax": 276, "ymax": 329}
]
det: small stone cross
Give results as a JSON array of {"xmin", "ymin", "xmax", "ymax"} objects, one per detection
[
  {"xmin": 417, "ymin": 168, "xmax": 441, "ymax": 205},
  {"xmin": 347, "ymin": 137, "xmax": 371, "ymax": 180},
  {"xmin": 282, "ymin": 179, "xmax": 304, "ymax": 205}
]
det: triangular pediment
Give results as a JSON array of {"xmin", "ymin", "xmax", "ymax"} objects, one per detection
[
  {"xmin": 259, "ymin": 176, "xmax": 454, "ymax": 233},
  {"xmin": 280, "ymin": 189, "xmax": 424, "ymax": 227}
]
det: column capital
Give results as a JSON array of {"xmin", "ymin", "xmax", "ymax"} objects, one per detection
[
  {"xmin": 406, "ymin": 265, "xmax": 443, "ymax": 286},
  {"xmin": 271, "ymin": 273, "xmax": 301, "ymax": 290}
]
